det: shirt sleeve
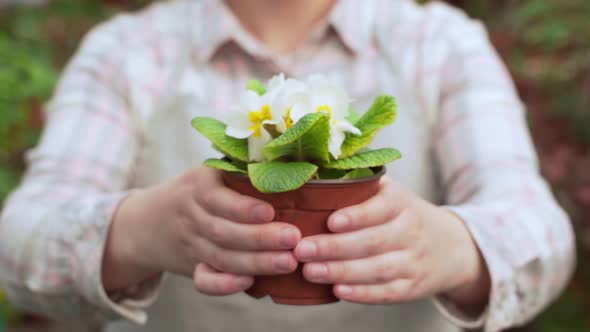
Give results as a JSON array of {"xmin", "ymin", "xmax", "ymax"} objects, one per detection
[
  {"xmin": 428, "ymin": 8, "xmax": 576, "ymax": 332},
  {"xmin": 0, "ymin": 18, "xmax": 162, "ymax": 325}
]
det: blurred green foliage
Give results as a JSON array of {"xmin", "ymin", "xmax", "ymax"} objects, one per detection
[
  {"xmin": 0, "ymin": 1, "xmax": 115, "ymax": 326},
  {"xmin": 0, "ymin": 34, "xmax": 57, "ymax": 200},
  {"xmin": 461, "ymin": 0, "xmax": 590, "ymax": 146},
  {"xmin": 457, "ymin": 1, "xmax": 590, "ymax": 332},
  {"xmin": 0, "ymin": 0, "xmax": 115, "ymax": 206},
  {"xmin": 1, "ymin": 0, "xmax": 590, "ymax": 331}
]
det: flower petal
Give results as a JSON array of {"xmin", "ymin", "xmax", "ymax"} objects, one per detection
[
  {"xmin": 328, "ymin": 125, "xmax": 346, "ymax": 159},
  {"xmin": 262, "ymin": 119, "xmax": 278, "ymax": 125},
  {"xmin": 336, "ymin": 120, "xmax": 361, "ymax": 135},
  {"xmin": 248, "ymin": 128, "xmax": 272, "ymax": 162},
  {"xmin": 225, "ymin": 126, "xmax": 252, "ymax": 139},
  {"xmin": 267, "ymin": 73, "xmax": 286, "ymax": 91},
  {"xmin": 245, "ymin": 90, "xmax": 263, "ymax": 111},
  {"xmin": 290, "ymin": 102, "xmax": 311, "ymax": 123},
  {"xmin": 226, "ymin": 108, "xmax": 251, "ymax": 129}
]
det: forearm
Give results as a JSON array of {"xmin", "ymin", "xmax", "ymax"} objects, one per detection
[
  {"xmin": 101, "ymin": 188, "xmax": 165, "ymax": 291},
  {"xmin": 439, "ymin": 207, "xmax": 491, "ymax": 315},
  {"xmin": 441, "ymin": 182, "xmax": 575, "ymax": 331},
  {"xmin": 416, "ymin": 204, "xmax": 491, "ymax": 315},
  {"xmin": 0, "ymin": 186, "xmax": 128, "ymax": 318}
]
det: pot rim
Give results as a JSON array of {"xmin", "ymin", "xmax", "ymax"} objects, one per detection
[{"xmin": 223, "ymin": 166, "xmax": 386, "ymax": 186}]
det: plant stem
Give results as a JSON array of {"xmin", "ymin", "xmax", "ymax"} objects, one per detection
[{"xmin": 296, "ymin": 140, "xmax": 304, "ymax": 161}]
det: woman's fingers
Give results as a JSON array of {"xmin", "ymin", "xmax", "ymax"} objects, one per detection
[
  {"xmin": 197, "ymin": 184, "xmax": 275, "ymax": 224},
  {"xmin": 333, "ymin": 279, "xmax": 416, "ymax": 304},
  {"xmin": 185, "ymin": 203, "xmax": 301, "ymax": 251},
  {"xmin": 302, "ymin": 251, "xmax": 413, "ymax": 284},
  {"xmin": 193, "ymin": 211, "xmax": 301, "ymax": 251},
  {"xmin": 294, "ymin": 212, "xmax": 412, "ymax": 262},
  {"xmin": 199, "ymin": 238, "xmax": 298, "ymax": 276},
  {"xmin": 193, "ymin": 263, "xmax": 253, "ymax": 296},
  {"xmin": 327, "ymin": 176, "xmax": 405, "ymax": 233}
]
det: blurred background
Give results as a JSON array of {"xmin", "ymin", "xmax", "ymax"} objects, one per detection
[{"xmin": 0, "ymin": 0, "xmax": 589, "ymax": 331}]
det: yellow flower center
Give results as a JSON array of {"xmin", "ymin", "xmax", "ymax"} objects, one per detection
[
  {"xmin": 285, "ymin": 107, "xmax": 294, "ymax": 129},
  {"xmin": 317, "ymin": 105, "xmax": 337, "ymax": 125},
  {"xmin": 248, "ymin": 104, "xmax": 273, "ymax": 138}
]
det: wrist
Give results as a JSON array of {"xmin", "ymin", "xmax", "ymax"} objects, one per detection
[
  {"xmin": 441, "ymin": 208, "xmax": 491, "ymax": 314},
  {"xmin": 102, "ymin": 190, "xmax": 162, "ymax": 291}
]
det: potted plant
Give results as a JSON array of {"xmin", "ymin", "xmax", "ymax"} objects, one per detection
[{"xmin": 191, "ymin": 74, "xmax": 401, "ymax": 305}]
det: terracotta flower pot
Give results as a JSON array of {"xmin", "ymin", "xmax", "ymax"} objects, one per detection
[{"xmin": 222, "ymin": 168, "xmax": 385, "ymax": 305}]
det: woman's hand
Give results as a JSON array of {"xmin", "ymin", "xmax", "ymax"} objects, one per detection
[
  {"xmin": 102, "ymin": 167, "xmax": 301, "ymax": 295},
  {"xmin": 294, "ymin": 176, "xmax": 490, "ymax": 312}
]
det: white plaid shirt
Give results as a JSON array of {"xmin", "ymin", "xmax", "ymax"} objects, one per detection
[{"xmin": 0, "ymin": 1, "xmax": 575, "ymax": 331}]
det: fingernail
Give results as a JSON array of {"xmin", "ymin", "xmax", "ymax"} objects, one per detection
[
  {"xmin": 307, "ymin": 264, "xmax": 328, "ymax": 279},
  {"xmin": 331, "ymin": 214, "xmax": 349, "ymax": 229},
  {"xmin": 274, "ymin": 254, "xmax": 295, "ymax": 272},
  {"xmin": 337, "ymin": 285, "xmax": 352, "ymax": 296},
  {"xmin": 252, "ymin": 205, "xmax": 272, "ymax": 222},
  {"xmin": 279, "ymin": 228, "xmax": 298, "ymax": 248},
  {"xmin": 237, "ymin": 277, "xmax": 253, "ymax": 289},
  {"xmin": 297, "ymin": 241, "xmax": 317, "ymax": 260}
]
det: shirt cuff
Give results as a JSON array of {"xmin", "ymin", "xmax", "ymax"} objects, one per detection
[
  {"xmin": 432, "ymin": 205, "xmax": 497, "ymax": 330},
  {"xmin": 431, "ymin": 294, "xmax": 487, "ymax": 330},
  {"xmin": 98, "ymin": 273, "xmax": 165, "ymax": 324},
  {"xmin": 76, "ymin": 192, "xmax": 163, "ymax": 324}
]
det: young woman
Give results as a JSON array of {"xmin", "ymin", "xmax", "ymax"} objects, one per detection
[{"xmin": 0, "ymin": 1, "xmax": 574, "ymax": 331}]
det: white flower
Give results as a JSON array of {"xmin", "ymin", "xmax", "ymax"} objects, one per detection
[
  {"xmin": 225, "ymin": 73, "xmax": 361, "ymax": 162},
  {"xmin": 267, "ymin": 72, "xmax": 286, "ymax": 91},
  {"xmin": 225, "ymin": 89, "xmax": 278, "ymax": 162},
  {"xmin": 304, "ymin": 75, "xmax": 361, "ymax": 159},
  {"xmin": 271, "ymin": 78, "xmax": 310, "ymax": 133}
]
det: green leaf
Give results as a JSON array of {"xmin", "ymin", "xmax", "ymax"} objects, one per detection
[
  {"xmin": 341, "ymin": 168, "xmax": 374, "ymax": 179},
  {"xmin": 264, "ymin": 113, "xmax": 330, "ymax": 162},
  {"xmin": 347, "ymin": 106, "xmax": 361, "ymax": 125},
  {"xmin": 246, "ymin": 79, "xmax": 267, "ymax": 96},
  {"xmin": 191, "ymin": 117, "xmax": 249, "ymax": 162},
  {"xmin": 323, "ymin": 148, "xmax": 401, "ymax": 169},
  {"xmin": 340, "ymin": 95, "xmax": 397, "ymax": 158},
  {"xmin": 203, "ymin": 158, "xmax": 247, "ymax": 174},
  {"xmin": 230, "ymin": 159, "xmax": 248, "ymax": 171},
  {"xmin": 248, "ymin": 161, "xmax": 318, "ymax": 193},
  {"xmin": 317, "ymin": 168, "xmax": 347, "ymax": 179}
]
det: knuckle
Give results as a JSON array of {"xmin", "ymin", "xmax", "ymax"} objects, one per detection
[
  {"xmin": 236, "ymin": 199, "xmax": 256, "ymax": 222},
  {"xmin": 403, "ymin": 280, "xmax": 417, "ymax": 301},
  {"xmin": 215, "ymin": 277, "xmax": 233, "ymax": 294},
  {"xmin": 411, "ymin": 269, "xmax": 426, "ymax": 292},
  {"xmin": 384, "ymin": 205, "xmax": 397, "ymax": 221},
  {"xmin": 375, "ymin": 258, "xmax": 392, "ymax": 283},
  {"xmin": 178, "ymin": 197, "xmax": 196, "ymax": 219},
  {"xmin": 177, "ymin": 217, "xmax": 194, "ymax": 246},
  {"xmin": 366, "ymin": 234, "xmax": 386, "ymax": 256},
  {"xmin": 384, "ymin": 283, "xmax": 401, "ymax": 303},
  {"xmin": 251, "ymin": 253, "xmax": 269, "ymax": 274},
  {"xmin": 261, "ymin": 254, "xmax": 276, "ymax": 273},
  {"xmin": 193, "ymin": 274, "xmax": 206, "ymax": 292},
  {"xmin": 254, "ymin": 227, "xmax": 268, "ymax": 249},
  {"xmin": 208, "ymin": 222, "xmax": 225, "ymax": 245},
  {"xmin": 352, "ymin": 206, "xmax": 367, "ymax": 224},
  {"xmin": 321, "ymin": 238, "xmax": 339, "ymax": 258},
  {"xmin": 411, "ymin": 237, "xmax": 427, "ymax": 262},
  {"xmin": 211, "ymin": 248, "xmax": 228, "ymax": 271},
  {"xmin": 329, "ymin": 262, "xmax": 345, "ymax": 280},
  {"xmin": 201, "ymin": 190, "xmax": 217, "ymax": 209},
  {"xmin": 376, "ymin": 193, "xmax": 395, "ymax": 215},
  {"xmin": 178, "ymin": 171, "xmax": 197, "ymax": 189},
  {"xmin": 185, "ymin": 237, "xmax": 201, "ymax": 266}
]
